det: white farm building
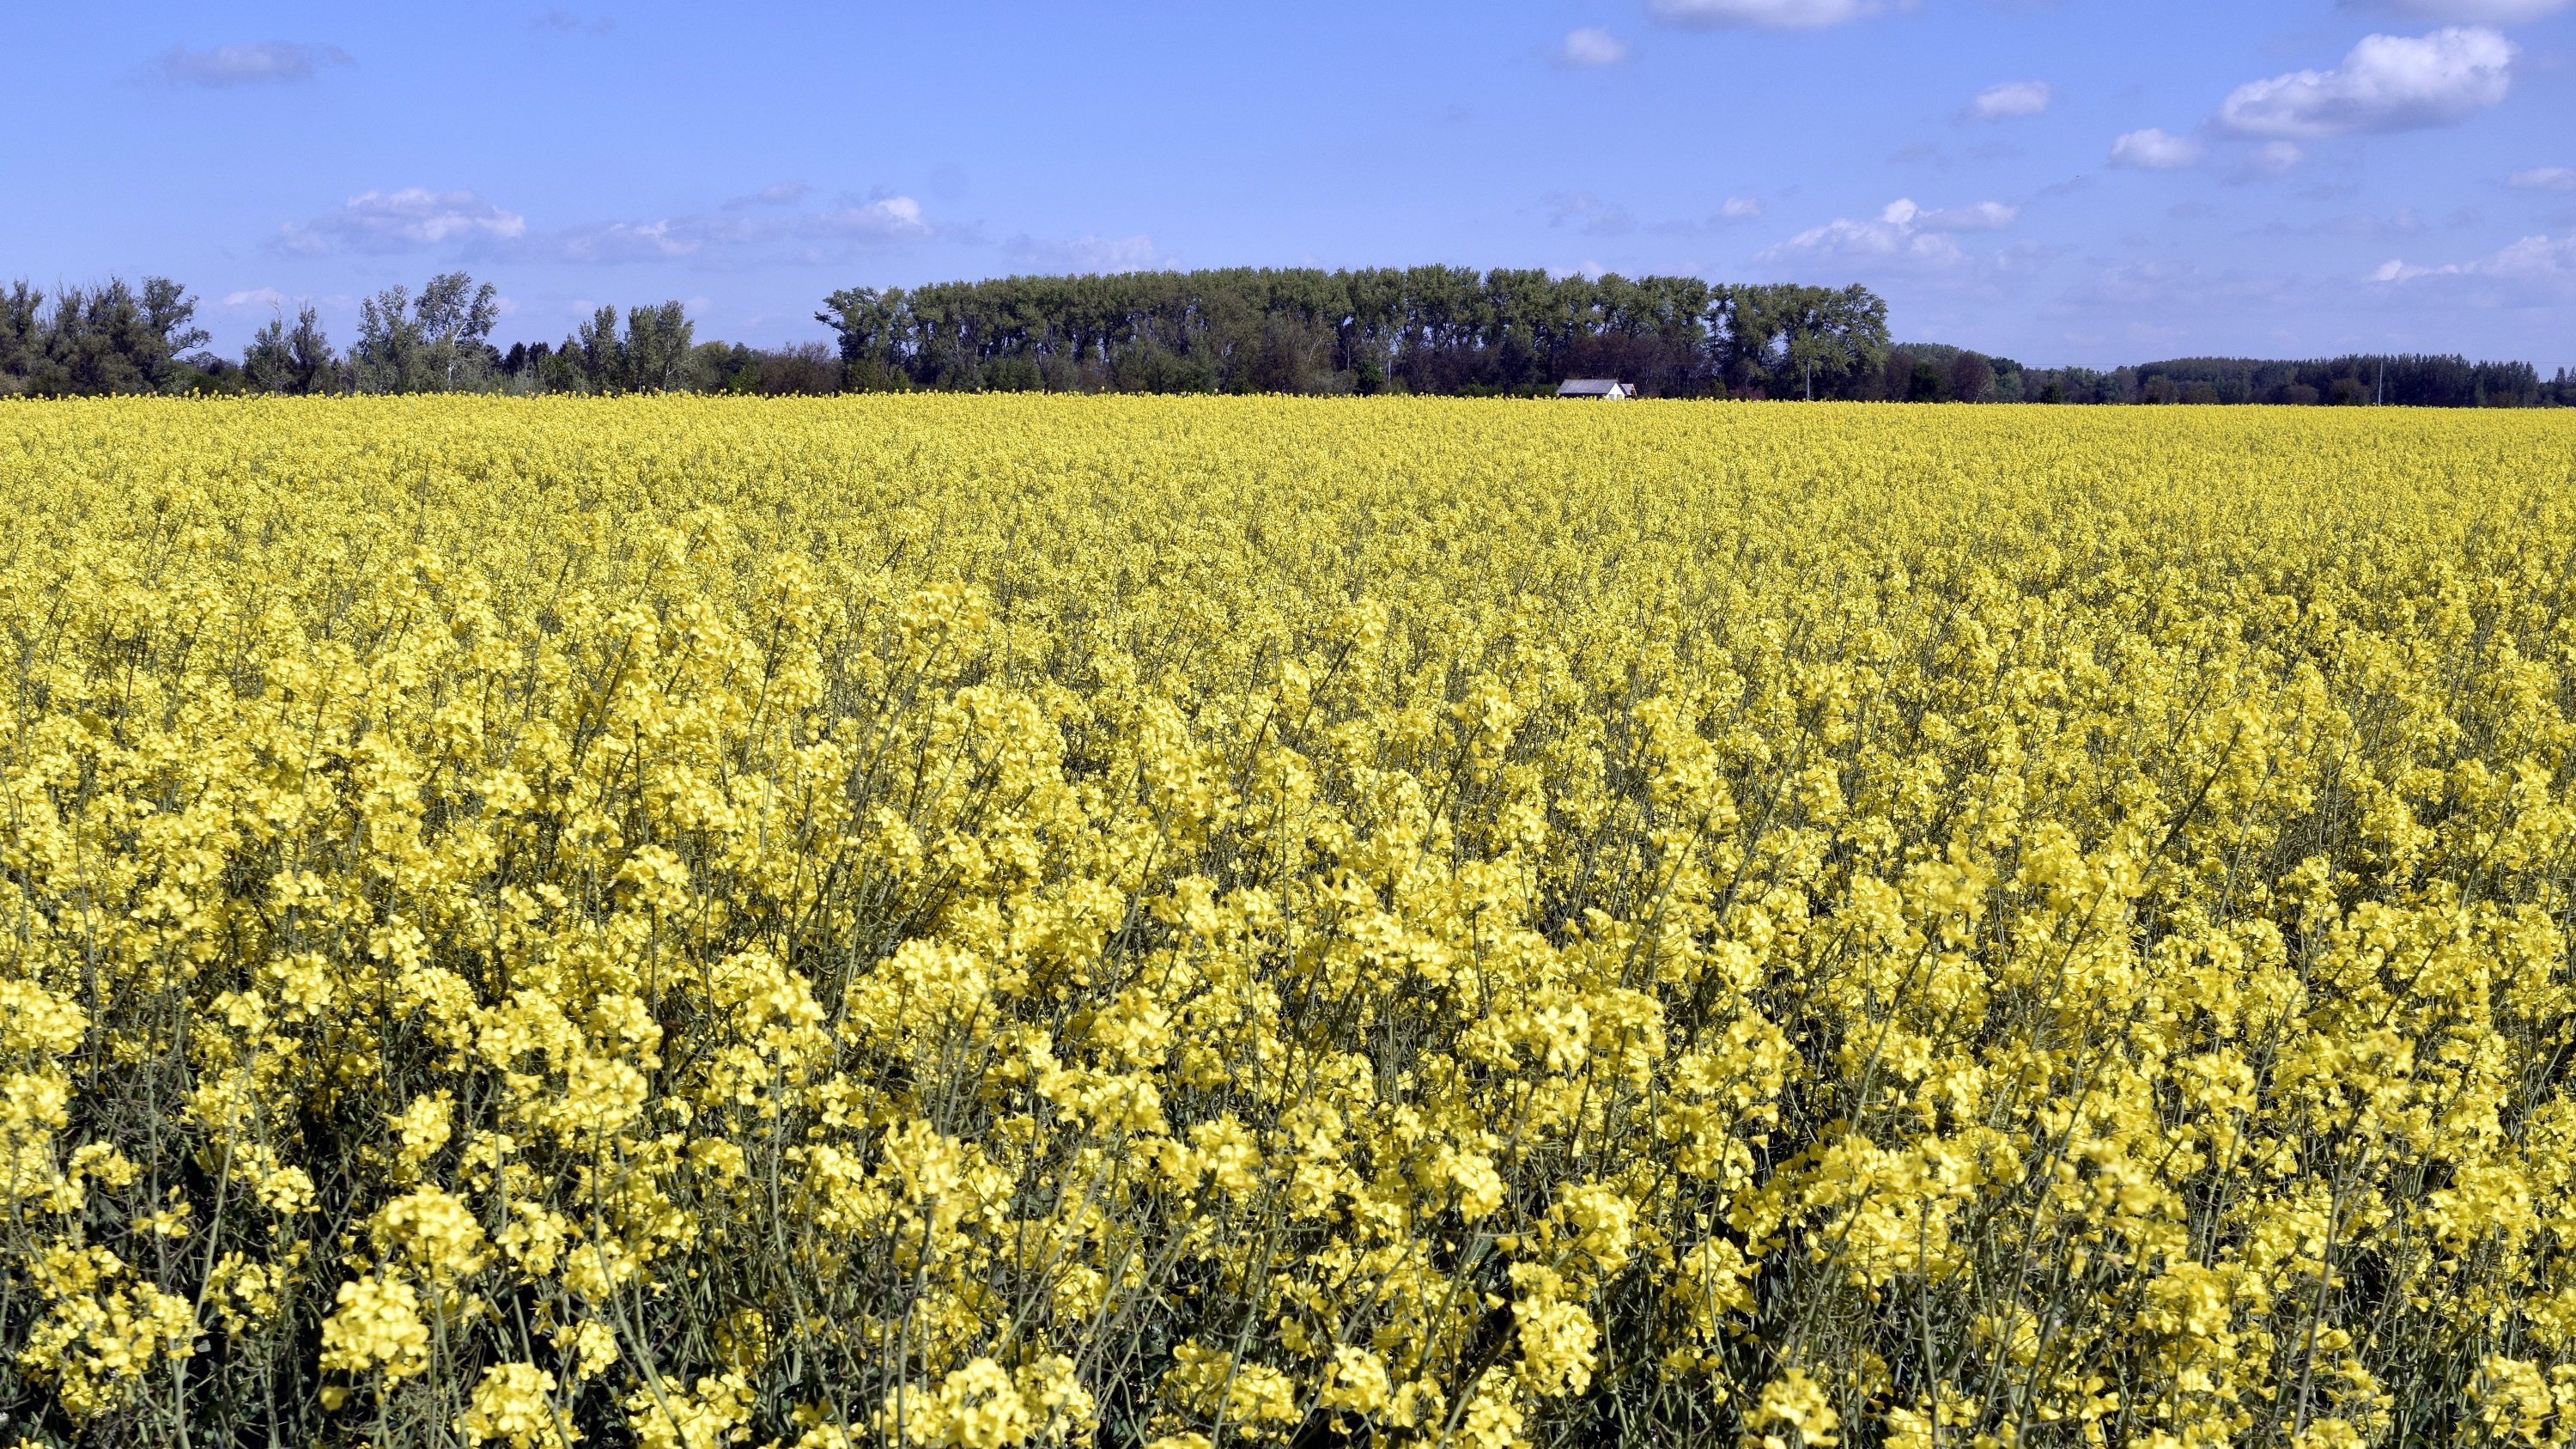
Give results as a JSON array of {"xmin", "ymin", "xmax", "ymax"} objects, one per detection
[{"xmin": 1555, "ymin": 379, "xmax": 1636, "ymax": 399}]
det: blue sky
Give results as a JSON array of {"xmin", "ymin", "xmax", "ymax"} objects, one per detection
[{"xmin": 9, "ymin": 0, "xmax": 2573, "ymax": 368}]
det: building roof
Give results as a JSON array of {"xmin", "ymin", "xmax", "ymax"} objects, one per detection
[{"xmin": 1556, "ymin": 378, "xmax": 1631, "ymax": 396}]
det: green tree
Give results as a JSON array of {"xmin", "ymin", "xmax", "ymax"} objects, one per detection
[
  {"xmin": 0, "ymin": 282, "xmax": 43, "ymax": 395},
  {"xmin": 1947, "ymin": 350, "xmax": 1996, "ymax": 404},
  {"xmin": 349, "ymin": 273, "xmax": 498, "ymax": 392},
  {"xmin": 27, "ymin": 277, "xmax": 209, "ymax": 395},
  {"xmin": 416, "ymin": 272, "xmax": 500, "ymax": 392},
  {"xmin": 244, "ymin": 304, "xmax": 340, "ymax": 394},
  {"xmin": 137, "ymin": 277, "xmax": 210, "ymax": 386},
  {"xmin": 809, "ymin": 266, "xmax": 1892, "ymax": 398},
  {"xmin": 351, "ymin": 284, "xmax": 424, "ymax": 393},
  {"xmin": 1735, "ymin": 283, "xmax": 1888, "ymax": 399},
  {"xmin": 570, "ymin": 305, "xmax": 623, "ymax": 390},
  {"xmin": 621, "ymin": 301, "xmax": 696, "ymax": 392}
]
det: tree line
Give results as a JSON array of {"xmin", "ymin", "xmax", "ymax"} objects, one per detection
[
  {"xmin": 817, "ymin": 268, "xmax": 1893, "ymax": 398},
  {"xmin": 0, "ymin": 273, "xmax": 846, "ymax": 399},
  {"xmin": 3, "ymin": 268, "xmax": 2567, "ymax": 405},
  {"xmin": 0, "ymin": 268, "xmax": 1895, "ymax": 401},
  {"xmin": 2129, "ymin": 353, "xmax": 2553, "ymax": 408},
  {"xmin": 1861, "ymin": 343, "xmax": 2572, "ymax": 407},
  {"xmin": 815, "ymin": 269, "xmax": 2572, "ymax": 405}
]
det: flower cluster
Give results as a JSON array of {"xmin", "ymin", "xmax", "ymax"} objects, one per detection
[{"xmin": 2, "ymin": 394, "xmax": 2573, "ymax": 1446}]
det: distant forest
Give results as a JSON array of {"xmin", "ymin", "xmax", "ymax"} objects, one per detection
[
  {"xmin": 816, "ymin": 268, "xmax": 1889, "ymax": 399},
  {"xmin": 1899, "ymin": 343, "xmax": 2561, "ymax": 409},
  {"xmin": 821, "ymin": 270, "xmax": 2570, "ymax": 405},
  {"xmin": 3, "ymin": 267, "xmax": 2568, "ymax": 406}
]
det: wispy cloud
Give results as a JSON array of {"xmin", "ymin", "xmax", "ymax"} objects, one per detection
[
  {"xmin": 550, "ymin": 195, "xmax": 930, "ymax": 262},
  {"xmin": 273, "ymin": 185, "xmax": 933, "ymax": 263},
  {"xmin": 1553, "ymin": 27, "xmax": 1629, "ymax": 68},
  {"xmin": 533, "ymin": 11, "xmax": 615, "ymax": 35},
  {"xmin": 2508, "ymin": 166, "xmax": 2576, "ymax": 191},
  {"xmin": 1917, "ymin": 200, "xmax": 2020, "ymax": 231},
  {"xmin": 2247, "ymin": 207, "xmax": 2427, "ymax": 239},
  {"xmin": 2217, "ymin": 27, "xmax": 2513, "ymax": 139},
  {"xmin": 155, "ymin": 40, "xmax": 350, "ymax": 87},
  {"xmin": 2054, "ymin": 259, "xmax": 2298, "ymax": 320},
  {"xmin": 808, "ymin": 196, "xmax": 931, "ymax": 240},
  {"xmin": 2341, "ymin": 0, "xmax": 2565, "ymax": 21},
  {"xmin": 547, "ymin": 219, "xmax": 735, "ymax": 264},
  {"xmin": 1966, "ymin": 81, "xmax": 2054, "ymax": 119},
  {"xmin": 724, "ymin": 181, "xmax": 812, "ymax": 210},
  {"xmin": 2230, "ymin": 141, "xmax": 2307, "ymax": 180},
  {"xmin": 2109, "ymin": 128, "xmax": 2203, "ymax": 170},
  {"xmin": 1649, "ymin": 0, "xmax": 1903, "ymax": 30},
  {"xmin": 276, "ymin": 189, "xmax": 528, "ymax": 254},
  {"xmin": 1003, "ymin": 234, "xmax": 1175, "ymax": 272},
  {"xmin": 1543, "ymin": 192, "xmax": 1637, "ymax": 236},
  {"xmin": 1650, "ymin": 197, "xmax": 1763, "ymax": 235},
  {"xmin": 1759, "ymin": 197, "xmax": 2015, "ymax": 268},
  {"xmin": 2371, "ymin": 229, "xmax": 2576, "ymax": 300}
]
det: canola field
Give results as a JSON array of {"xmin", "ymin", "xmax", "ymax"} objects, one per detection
[{"xmin": 4, "ymin": 396, "xmax": 2576, "ymax": 1449}]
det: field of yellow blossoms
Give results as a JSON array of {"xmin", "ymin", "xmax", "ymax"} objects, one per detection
[{"xmin": 3, "ymin": 396, "xmax": 2575, "ymax": 1449}]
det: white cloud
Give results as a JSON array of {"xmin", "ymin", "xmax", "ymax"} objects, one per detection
[
  {"xmin": 1004, "ymin": 234, "xmax": 1174, "ymax": 272},
  {"xmin": 1649, "ymin": 0, "xmax": 1895, "ymax": 30},
  {"xmin": 1758, "ymin": 198, "xmax": 2016, "ymax": 268},
  {"xmin": 2474, "ymin": 233, "xmax": 2576, "ymax": 279},
  {"xmin": 277, "ymin": 188, "xmax": 527, "ymax": 254},
  {"xmin": 550, "ymin": 219, "xmax": 714, "ymax": 263},
  {"xmin": 810, "ymin": 196, "xmax": 929, "ymax": 239},
  {"xmin": 1649, "ymin": 197, "xmax": 1762, "ymax": 236},
  {"xmin": 546, "ymin": 195, "xmax": 928, "ymax": 262},
  {"xmin": 2371, "ymin": 230, "xmax": 2576, "ymax": 298},
  {"xmin": 1554, "ymin": 27, "xmax": 1629, "ymax": 68},
  {"xmin": 2218, "ymin": 27, "xmax": 2514, "ymax": 139},
  {"xmin": 1967, "ymin": 81, "xmax": 2053, "ymax": 119},
  {"xmin": 274, "ymin": 182, "xmax": 935, "ymax": 266},
  {"xmin": 2110, "ymin": 128, "xmax": 2204, "ymax": 169},
  {"xmin": 2344, "ymin": 0, "xmax": 2565, "ymax": 21},
  {"xmin": 2509, "ymin": 166, "xmax": 2576, "ymax": 191},
  {"xmin": 220, "ymin": 288, "xmax": 289, "ymax": 310},
  {"xmin": 155, "ymin": 40, "xmax": 350, "ymax": 87},
  {"xmin": 1917, "ymin": 200, "xmax": 2020, "ymax": 231}
]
